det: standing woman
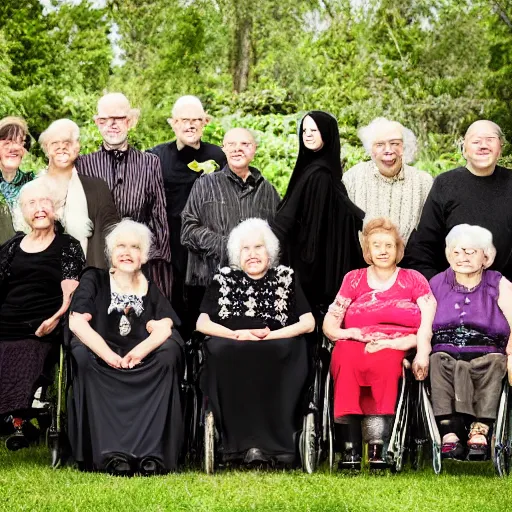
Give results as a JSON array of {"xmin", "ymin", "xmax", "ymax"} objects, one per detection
[
  {"xmin": 271, "ymin": 111, "xmax": 365, "ymax": 314},
  {"xmin": 0, "ymin": 117, "xmax": 34, "ymax": 239},
  {"xmin": 38, "ymin": 119, "xmax": 119, "ymax": 268}
]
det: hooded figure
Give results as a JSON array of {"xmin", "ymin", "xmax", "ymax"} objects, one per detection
[{"xmin": 271, "ymin": 111, "xmax": 365, "ymax": 313}]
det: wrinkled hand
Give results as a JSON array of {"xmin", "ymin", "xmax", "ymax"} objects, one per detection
[
  {"xmin": 412, "ymin": 353, "xmax": 430, "ymax": 381},
  {"xmin": 121, "ymin": 345, "xmax": 149, "ymax": 369},
  {"xmin": 249, "ymin": 327, "xmax": 270, "ymax": 339},
  {"xmin": 146, "ymin": 318, "xmax": 173, "ymax": 334},
  {"xmin": 344, "ymin": 327, "xmax": 364, "ymax": 341},
  {"xmin": 234, "ymin": 329, "xmax": 261, "ymax": 341},
  {"xmin": 103, "ymin": 350, "xmax": 123, "ymax": 369},
  {"xmin": 364, "ymin": 339, "xmax": 390, "ymax": 353},
  {"xmin": 35, "ymin": 317, "xmax": 60, "ymax": 337}
]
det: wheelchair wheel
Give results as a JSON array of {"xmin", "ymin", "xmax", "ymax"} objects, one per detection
[
  {"xmin": 204, "ymin": 410, "xmax": 215, "ymax": 474},
  {"xmin": 388, "ymin": 375, "xmax": 409, "ymax": 473},
  {"xmin": 492, "ymin": 384, "xmax": 510, "ymax": 477},
  {"xmin": 322, "ymin": 374, "xmax": 335, "ymax": 472},
  {"xmin": 301, "ymin": 412, "xmax": 317, "ymax": 474},
  {"xmin": 419, "ymin": 382, "xmax": 442, "ymax": 475}
]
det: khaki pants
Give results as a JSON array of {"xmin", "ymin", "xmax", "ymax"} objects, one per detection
[{"xmin": 430, "ymin": 352, "xmax": 507, "ymax": 419}]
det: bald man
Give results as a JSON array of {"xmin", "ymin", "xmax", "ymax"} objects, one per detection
[
  {"xmin": 403, "ymin": 120, "xmax": 512, "ymax": 280},
  {"xmin": 181, "ymin": 127, "xmax": 280, "ymax": 304},
  {"xmin": 148, "ymin": 96, "xmax": 226, "ymax": 337},
  {"xmin": 76, "ymin": 93, "xmax": 172, "ymax": 298}
]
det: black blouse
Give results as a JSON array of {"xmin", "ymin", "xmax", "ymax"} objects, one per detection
[
  {"xmin": 70, "ymin": 268, "xmax": 181, "ymax": 356},
  {"xmin": 200, "ymin": 265, "xmax": 311, "ymax": 331},
  {"xmin": 0, "ymin": 232, "xmax": 85, "ymax": 341}
]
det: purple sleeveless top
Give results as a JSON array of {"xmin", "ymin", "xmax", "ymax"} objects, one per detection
[{"xmin": 429, "ymin": 268, "xmax": 510, "ymax": 355}]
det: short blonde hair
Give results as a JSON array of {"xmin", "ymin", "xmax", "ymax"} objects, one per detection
[
  {"xmin": 105, "ymin": 219, "xmax": 153, "ymax": 265},
  {"xmin": 38, "ymin": 119, "xmax": 80, "ymax": 156},
  {"xmin": 361, "ymin": 217, "xmax": 405, "ymax": 265},
  {"xmin": 227, "ymin": 218, "xmax": 280, "ymax": 268},
  {"xmin": 445, "ymin": 224, "xmax": 496, "ymax": 268}
]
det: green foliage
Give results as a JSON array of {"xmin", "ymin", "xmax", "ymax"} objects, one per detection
[{"xmin": 2, "ymin": 0, "xmax": 512, "ymax": 193}]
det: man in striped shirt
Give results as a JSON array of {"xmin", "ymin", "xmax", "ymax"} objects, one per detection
[
  {"xmin": 181, "ymin": 128, "xmax": 281, "ymax": 303},
  {"xmin": 76, "ymin": 93, "xmax": 172, "ymax": 298}
]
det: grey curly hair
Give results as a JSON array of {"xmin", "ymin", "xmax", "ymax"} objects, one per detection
[{"xmin": 358, "ymin": 117, "xmax": 418, "ymax": 164}]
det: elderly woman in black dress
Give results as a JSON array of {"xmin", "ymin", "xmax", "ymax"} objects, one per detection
[
  {"xmin": 68, "ymin": 219, "xmax": 183, "ymax": 476},
  {"xmin": 0, "ymin": 179, "xmax": 84, "ymax": 449},
  {"xmin": 197, "ymin": 218, "xmax": 315, "ymax": 464}
]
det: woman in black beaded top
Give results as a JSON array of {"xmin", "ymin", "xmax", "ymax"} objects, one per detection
[{"xmin": 196, "ymin": 218, "xmax": 314, "ymax": 465}]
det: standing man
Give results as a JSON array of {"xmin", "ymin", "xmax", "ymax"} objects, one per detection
[
  {"xmin": 149, "ymin": 96, "xmax": 226, "ymax": 338},
  {"xmin": 343, "ymin": 117, "xmax": 432, "ymax": 244},
  {"xmin": 76, "ymin": 93, "xmax": 171, "ymax": 298},
  {"xmin": 404, "ymin": 120, "xmax": 512, "ymax": 280},
  {"xmin": 181, "ymin": 128, "xmax": 280, "ymax": 328}
]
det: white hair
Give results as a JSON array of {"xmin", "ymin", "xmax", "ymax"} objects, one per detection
[
  {"xmin": 227, "ymin": 218, "xmax": 280, "ymax": 269},
  {"xmin": 171, "ymin": 95, "xmax": 207, "ymax": 118},
  {"xmin": 105, "ymin": 219, "xmax": 153, "ymax": 265},
  {"xmin": 445, "ymin": 224, "xmax": 496, "ymax": 268},
  {"xmin": 358, "ymin": 117, "xmax": 418, "ymax": 164},
  {"xmin": 18, "ymin": 177, "xmax": 58, "ymax": 209},
  {"xmin": 38, "ymin": 119, "xmax": 80, "ymax": 156}
]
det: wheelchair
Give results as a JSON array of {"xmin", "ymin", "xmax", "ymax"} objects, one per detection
[
  {"xmin": 324, "ymin": 355, "xmax": 418, "ymax": 473},
  {"xmin": 416, "ymin": 377, "xmax": 512, "ymax": 476},
  {"xmin": 2, "ymin": 342, "xmax": 68, "ymax": 468},
  {"xmin": 185, "ymin": 328, "xmax": 332, "ymax": 474}
]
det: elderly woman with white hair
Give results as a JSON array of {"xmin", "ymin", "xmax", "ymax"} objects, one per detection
[
  {"xmin": 68, "ymin": 219, "xmax": 183, "ymax": 476},
  {"xmin": 197, "ymin": 218, "xmax": 315, "ymax": 465},
  {"xmin": 413, "ymin": 224, "xmax": 512, "ymax": 460},
  {"xmin": 343, "ymin": 117, "xmax": 432, "ymax": 243},
  {"xmin": 39, "ymin": 118, "xmax": 119, "ymax": 268},
  {"xmin": 0, "ymin": 180, "xmax": 84, "ymax": 450}
]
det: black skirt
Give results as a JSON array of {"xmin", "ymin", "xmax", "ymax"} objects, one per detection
[
  {"xmin": 68, "ymin": 335, "xmax": 184, "ymax": 471},
  {"xmin": 201, "ymin": 335, "xmax": 309, "ymax": 461}
]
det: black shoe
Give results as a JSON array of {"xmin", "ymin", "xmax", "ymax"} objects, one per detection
[
  {"xmin": 5, "ymin": 431, "xmax": 29, "ymax": 451},
  {"xmin": 139, "ymin": 457, "xmax": 165, "ymax": 476},
  {"xmin": 368, "ymin": 444, "xmax": 387, "ymax": 469},
  {"xmin": 105, "ymin": 455, "xmax": 133, "ymax": 477},
  {"xmin": 338, "ymin": 449, "xmax": 362, "ymax": 471},
  {"xmin": 243, "ymin": 448, "xmax": 268, "ymax": 465}
]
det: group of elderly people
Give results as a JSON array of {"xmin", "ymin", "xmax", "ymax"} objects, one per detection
[{"xmin": 0, "ymin": 93, "xmax": 511, "ymax": 476}]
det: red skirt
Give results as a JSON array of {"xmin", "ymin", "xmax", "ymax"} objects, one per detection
[{"xmin": 331, "ymin": 340, "xmax": 405, "ymax": 418}]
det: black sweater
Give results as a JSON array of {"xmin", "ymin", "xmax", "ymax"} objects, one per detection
[{"xmin": 403, "ymin": 165, "xmax": 512, "ymax": 280}]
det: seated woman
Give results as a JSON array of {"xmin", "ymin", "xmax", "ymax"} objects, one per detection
[
  {"xmin": 413, "ymin": 224, "xmax": 512, "ymax": 459},
  {"xmin": 323, "ymin": 217, "xmax": 435, "ymax": 470},
  {"xmin": 0, "ymin": 180, "xmax": 84, "ymax": 449},
  {"xmin": 68, "ymin": 219, "xmax": 183, "ymax": 476},
  {"xmin": 197, "ymin": 218, "xmax": 315, "ymax": 465}
]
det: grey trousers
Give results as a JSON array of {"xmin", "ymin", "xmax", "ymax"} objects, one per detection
[{"xmin": 430, "ymin": 352, "xmax": 507, "ymax": 419}]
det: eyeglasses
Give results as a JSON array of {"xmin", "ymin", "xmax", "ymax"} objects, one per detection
[
  {"xmin": 0, "ymin": 139, "xmax": 25, "ymax": 149},
  {"xmin": 224, "ymin": 142, "xmax": 254, "ymax": 150},
  {"xmin": 96, "ymin": 116, "xmax": 128, "ymax": 126},
  {"xmin": 176, "ymin": 118, "xmax": 204, "ymax": 126}
]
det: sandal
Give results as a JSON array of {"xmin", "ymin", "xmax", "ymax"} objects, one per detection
[
  {"xmin": 467, "ymin": 422, "xmax": 489, "ymax": 460},
  {"xmin": 441, "ymin": 433, "xmax": 465, "ymax": 460}
]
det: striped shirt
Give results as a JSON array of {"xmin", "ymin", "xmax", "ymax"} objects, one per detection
[
  {"xmin": 76, "ymin": 147, "xmax": 170, "ymax": 263},
  {"xmin": 181, "ymin": 166, "xmax": 281, "ymax": 286}
]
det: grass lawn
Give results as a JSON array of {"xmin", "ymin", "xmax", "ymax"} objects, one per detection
[{"xmin": 1, "ymin": 445, "xmax": 511, "ymax": 511}]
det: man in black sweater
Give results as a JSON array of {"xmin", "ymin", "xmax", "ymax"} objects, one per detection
[
  {"xmin": 149, "ymin": 96, "xmax": 226, "ymax": 339},
  {"xmin": 404, "ymin": 120, "xmax": 512, "ymax": 280}
]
